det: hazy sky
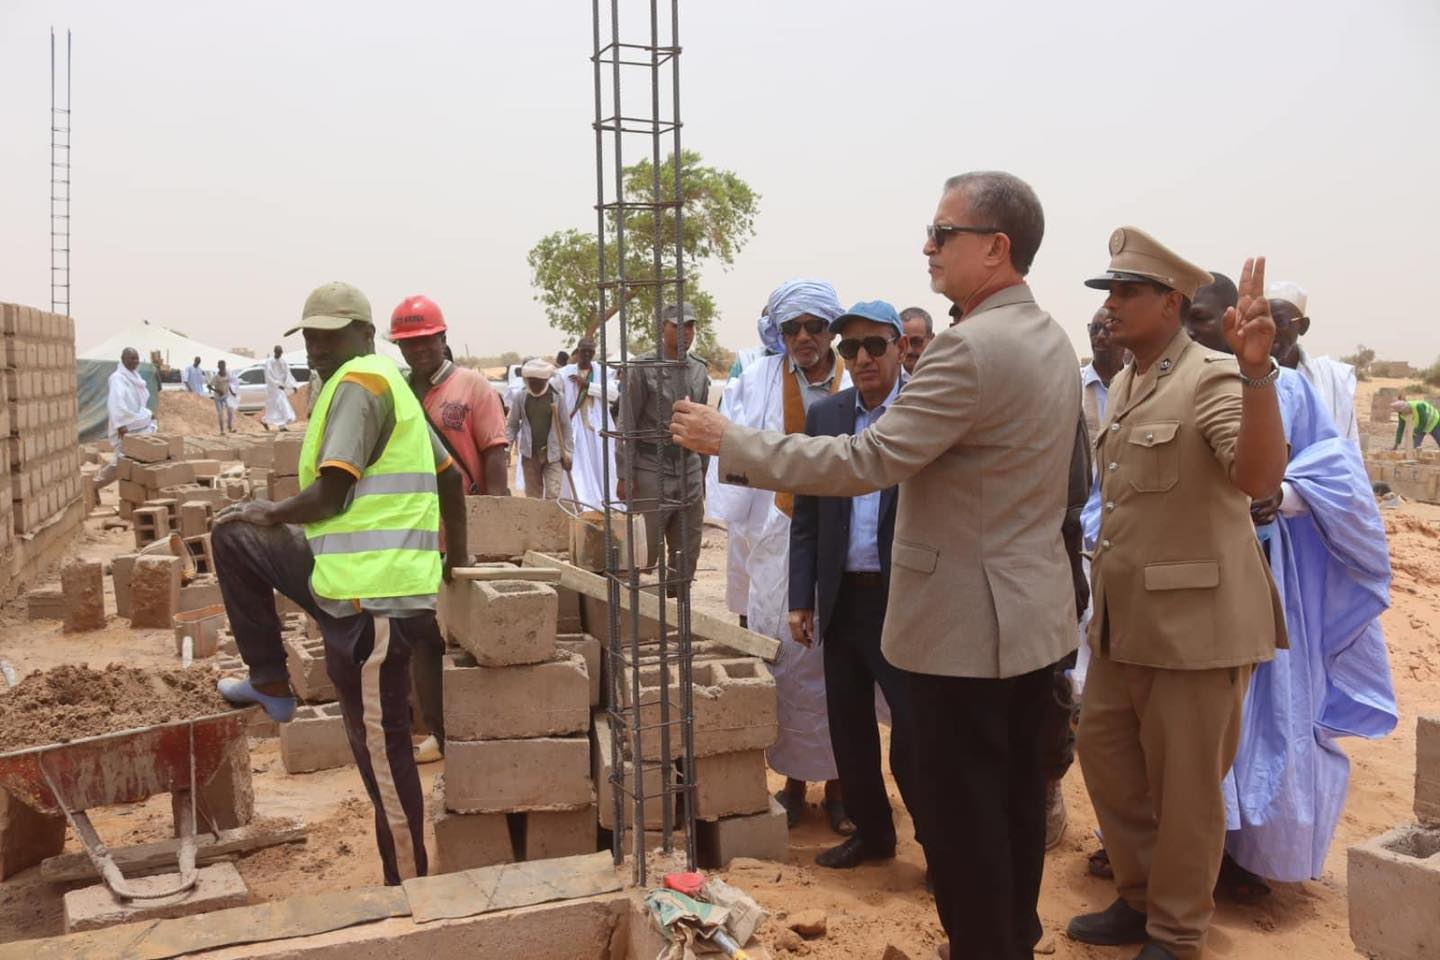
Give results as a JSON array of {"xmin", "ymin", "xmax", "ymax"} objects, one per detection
[{"xmin": 1, "ymin": 0, "xmax": 1435, "ymax": 365}]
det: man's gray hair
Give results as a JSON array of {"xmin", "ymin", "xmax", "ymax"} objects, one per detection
[
  {"xmin": 899, "ymin": 307, "xmax": 933, "ymax": 335},
  {"xmin": 942, "ymin": 171, "xmax": 1045, "ymax": 276}
]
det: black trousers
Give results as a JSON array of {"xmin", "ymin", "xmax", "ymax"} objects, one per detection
[
  {"xmin": 822, "ymin": 580, "xmax": 917, "ymax": 853},
  {"xmin": 902, "ymin": 660, "xmax": 1064, "ymax": 960},
  {"xmin": 212, "ymin": 521, "xmax": 429, "ymax": 885}
]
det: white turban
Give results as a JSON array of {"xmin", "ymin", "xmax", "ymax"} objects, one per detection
[
  {"xmin": 765, "ymin": 279, "xmax": 844, "ymax": 354},
  {"xmin": 521, "ymin": 358, "xmax": 556, "ymax": 380},
  {"xmin": 1265, "ymin": 280, "xmax": 1308, "ymax": 315}
]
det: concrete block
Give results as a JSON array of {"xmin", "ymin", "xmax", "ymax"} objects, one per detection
[
  {"xmin": 178, "ymin": 577, "xmax": 222, "ymax": 612},
  {"xmin": 117, "ymin": 477, "xmax": 147, "ymax": 503},
  {"xmin": 1348, "ymin": 824, "xmax": 1440, "ymax": 960},
  {"xmin": 240, "ymin": 440, "xmax": 274, "ymax": 469},
  {"xmin": 138, "ymin": 460, "xmax": 195, "ymax": 489},
  {"xmin": 285, "ymin": 636, "xmax": 337, "ymax": 702},
  {"xmin": 130, "ymin": 555, "xmax": 183, "ymax": 628},
  {"xmin": 557, "ymin": 633, "xmax": 602, "ymax": 707},
  {"xmin": 120, "ymin": 433, "xmax": 171, "ymax": 463},
  {"xmin": 447, "ymin": 578, "xmax": 558, "ymax": 666},
  {"xmin": 464, "ymin": 494, "xmax": 570, "ymax": 560},
  {"xmin": 522, "ymin": 805, "xmax": 598, "ymax": 861},
  {"xmin": 270, "ymin": 475, "xmax": 300, "ymax": 501},
  {"xmin": 63, "ymin": 861, "xmax": 249, "ymax": 933},
  {"xmin": 173, "ymin": 603, "xmax": 228, "ymax": 658},
  {"xmin": 696, "ymin": 796, "xmax": 789, "ymax": 868},
  {"xmin": 592, "ymin": 710, "xmax": 670, "ymax": 831},
  {"xmin": 1418, "ymin": 715, "xmax": 1440, "ymax": 826},
  {"xmin": 272, "ymin": 435, "xmax": 302, "ymax": 476},
  {"xmin": 179, "ymin": 500, "xmax": 214, "ymax": 538},
  {"xmin": 188, "ymin": 458, "xmax": 222, "ymax": 478},
  {"xmin": 443, "ymin": 650, "xmax": 588, "ymax": 740},
  {"xmin": 0, "ymin": 788, "xmax": 68, "ymax": 880},
  {"xmin": 624, "ymin": 658, "xmax": 778, "ymax": 760},
  {"xmin": 444, "ymin": 737, "xmax": 591, "ymax": 813},
  {"xmin": 112, "ymin": 553, "xmax": 138, "ymax": 619},
  {"xmin": 26, "ymin": 586, "xmax": 65, "ymax": 619},
  {"xmin": 687, "ymin": 750, "xmax": 771, "ymax": 820},
  {"xmin": 61, "ymin": 559, "xmax": 106, "ymax": 631},
  {"xmin": 279, "ymin": 703, "xmax": 351, "ymax": 773},
  {"xmin": 171, "ymin": 734, "xmax": 253, "ymax": 832},
  {"xmin": 430, "ymin": 776, "xmax": 514, "ymax": 874},
  {"xmin": 557, "ymin": 586, "xmax": 583, "ymax": 633}
]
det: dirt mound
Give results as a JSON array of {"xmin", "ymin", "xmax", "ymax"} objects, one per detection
[
  {"xmin": 157, "ymin": 389, "xmax": 268, "ymax": 436},
  {"xmin": 0, "ymin": 663, "xmax": 230, "ymax": 753}
]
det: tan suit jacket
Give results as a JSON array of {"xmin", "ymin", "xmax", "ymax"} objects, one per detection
[
  {"xmin": 1088, "ymin": 329, "xmax": 1286, "ymax": 668},
  {"xmin": 717, "ymin": 283, "xmax": 1080, "ymax": 679}
]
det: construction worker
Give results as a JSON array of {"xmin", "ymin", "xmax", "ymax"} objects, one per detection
[
  {"xmin": 212, "ymin": 282, "xmax": 467, "ymax": 885},
  {"xmin": 506, "ymin": 358, "xmax": 573, "ymax": 499},
  {"xmin": 1392, "ymin": 397, "xmax": 1440, "ymax": 450},
  {"xmin": 389, "ymin": 294, "xmax": 509, "ymax": 762}
]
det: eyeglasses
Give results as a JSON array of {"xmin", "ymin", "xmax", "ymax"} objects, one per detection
[
  {"xmin": 779, "ymin": 317, "xmax": 829, "ymax": 337},
  {"xmin": 926, "ymin": 224, "xmax": 1001, "ymax": 249},
  {"xmin": 903, "ymin": 335, "xmax": 929, "ymax": 350},
  {"xmin": 836, "ymin": 335, "xmax": 898, "ymax": 361}
]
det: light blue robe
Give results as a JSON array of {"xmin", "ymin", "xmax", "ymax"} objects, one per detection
[{"xmin": 1223, "ymin": 369, "xmax": 1397, "ymax": 881}]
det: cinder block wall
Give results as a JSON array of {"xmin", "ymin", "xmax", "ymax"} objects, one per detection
[{"xmin": 2, "ymin": 303, "xmax": 81, "ymax": 535}]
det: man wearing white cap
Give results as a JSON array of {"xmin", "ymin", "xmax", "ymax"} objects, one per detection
[
  {"xmin": 506, "ymin": 358, "xmax": 573, "ymax": 499},
  {"xmin": 1266, "ymin": 281, "xmax": 1359, "ymax": 443}
]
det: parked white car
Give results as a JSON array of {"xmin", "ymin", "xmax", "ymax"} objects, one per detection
[{"xmin": 234, "ymin": 362, "xmax": 311, "ymax": 412}]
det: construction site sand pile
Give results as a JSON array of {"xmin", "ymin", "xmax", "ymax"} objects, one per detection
[
  {"xmin": 0, "ymin": 664, "xmax": 230, "ymax": 753},
  {"xmin": 157, "ymin": 390, "xmax": 267, "ymax": 436}
]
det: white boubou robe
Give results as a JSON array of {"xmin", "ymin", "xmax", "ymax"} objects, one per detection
[
  {"xmin": 262, "ymin": 357, "xmax": 298, "ymax": 428},
  {"xmin": 558, "ymin": 363, "xmax": 621, "ymax": 510}
]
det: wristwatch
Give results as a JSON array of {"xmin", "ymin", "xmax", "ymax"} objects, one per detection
[{"xmin": 1240, "ymin": 357, "xmax": 1280, "ymax": 389}]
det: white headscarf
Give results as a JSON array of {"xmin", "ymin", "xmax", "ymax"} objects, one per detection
[{"xmin": 764, "ymin": 279, "xmax": 845, "ymax": 355}]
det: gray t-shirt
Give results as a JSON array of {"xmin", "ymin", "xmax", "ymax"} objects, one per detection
[{"xmin": 307, "ymin": 379, "xmax": 452, "ymax": 619}]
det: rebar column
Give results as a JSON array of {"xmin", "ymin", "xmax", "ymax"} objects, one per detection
[{"xmin": 592, "ymin": 0, "xmax": 695, "ymax": 886}]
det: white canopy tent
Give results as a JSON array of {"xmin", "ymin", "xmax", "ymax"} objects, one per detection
[{"xmin": 81, "ymin": 319, "xmax": 255, "ymax": 372}]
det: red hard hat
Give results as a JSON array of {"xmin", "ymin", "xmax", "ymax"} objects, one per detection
[{"xmin": 389, "ymin": 295, "xmax": 446, "ymax": 340}]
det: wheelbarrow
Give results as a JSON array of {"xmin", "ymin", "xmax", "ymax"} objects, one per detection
[{"xmin": 0, "ymin": 708, "xmax": 251, "ymax": 900}]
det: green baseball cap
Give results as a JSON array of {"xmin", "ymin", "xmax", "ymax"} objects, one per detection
[{"xmin": 285, "ymin": 282, "xmax": 373, "ymax": 336}]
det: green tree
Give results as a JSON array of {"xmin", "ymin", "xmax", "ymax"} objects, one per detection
[
  {"xmin": 527, "ymin": 150, "xmax": 759, "ymax": 356},
  {"xmin": 1341, "ymin": 343, "xmax": 1376, "ymax": 380}
]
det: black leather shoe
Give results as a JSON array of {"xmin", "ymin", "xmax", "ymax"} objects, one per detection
[
  {"xmin": 1133, "ymin": 943, "xmax": 1178, "ymax": 960},
  {"xmin": 1066, "ymin": 898, "xmax": 1149, "ymax": 946},
  {"xmin": 815, "ymin": 834, "xmax": 895, "ymax": 869}
]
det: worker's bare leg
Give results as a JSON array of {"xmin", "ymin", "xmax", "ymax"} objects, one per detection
[
  {"xmin": 325, "ymin": 611, "xmax": 430, "ymax": 884},
  {"xmin": 212, "ymin": 521, "xmax": 323, "ymax": 694},
  {"xmin": 408, "ymin": 612, "xmax": 446, "ymax": 751}
]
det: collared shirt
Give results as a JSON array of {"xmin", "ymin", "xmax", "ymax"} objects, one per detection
[
  {"xmin": 790, "ymin": 354, "xmax": 838, "ymax": 415},
  {"xmin": 844, "ymin": 374, "xmax": 903, "ymax": 573},
  {"xmin": 1080, "ymin": 362, "xmax": 1111, "ymax": 428},
  {"xmin": 420, "ymin": 360, "xmax": 508, "ymax": 493}
]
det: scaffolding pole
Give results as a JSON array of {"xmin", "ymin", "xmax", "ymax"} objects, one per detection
[
  {"xmin": 594, "ymin": 0, "xmax": 695, "ymax": 886},
  {"xmin": 50, "ymin": 28, "xmax": 72, "ymax": 319}
]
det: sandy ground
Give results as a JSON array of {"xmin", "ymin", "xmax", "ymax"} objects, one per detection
[{"xmin": 1, "ymin": 379, "xmax": 1437, "ymax": 956}]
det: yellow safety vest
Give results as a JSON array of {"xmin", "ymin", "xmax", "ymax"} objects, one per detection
[{"xmin": 298, "ymin": 354, "xmax": 441, "ymax": 602}]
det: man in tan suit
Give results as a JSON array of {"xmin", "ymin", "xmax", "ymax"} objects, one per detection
[
  {"xmin": 1068, "ymin": 229, "xmax": 1288, "ymax": 960},
  {"xmin": 672, "ymin": 171, "xmax": 1080, "ymax": 960}
]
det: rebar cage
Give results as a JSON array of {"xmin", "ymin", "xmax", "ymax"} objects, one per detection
[{"xmin": 591, "ymin": 0, "xmax": 699, "ymax": 885}]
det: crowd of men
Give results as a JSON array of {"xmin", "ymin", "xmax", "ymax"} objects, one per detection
[{"xmin": 103, "ymin": 168, "xmax": 1401, "ymax": 960}]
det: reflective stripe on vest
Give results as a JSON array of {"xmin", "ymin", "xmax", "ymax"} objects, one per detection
[{"xmin": 298, "ymin": 354, "xmax": 441, "ymax": 602}]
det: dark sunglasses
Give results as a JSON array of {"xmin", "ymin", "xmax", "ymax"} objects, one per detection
[
  {"xmin": 779, "ymin": 317, "xmax": 829, "ymax": 337},
  {"xmin": 926, "ymin": 223, "xmax": 1001, "ymax": 249},
  {"xmin": 836, "ymin": 335, "xmax": 898, "ymax": 360}
]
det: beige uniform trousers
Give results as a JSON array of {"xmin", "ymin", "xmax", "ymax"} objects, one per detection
[
  {"xmin": 521, "ymin": 456, "xmax": 563, "ymax": 500},
  {"xmin": 1077, "ymin": 655, "xmax": 1251, "ymax": 959}
]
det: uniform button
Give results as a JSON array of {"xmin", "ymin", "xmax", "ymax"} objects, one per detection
[
  {"xmin": 1102, "ymin": 539, "xmax": 1112, "ymax": 548},
  {"xmin": 1105, "ymin": 501, "xmax": 1115, "ymax": 512},
  {"xmin": 1107, "ymin": 462, "xmax": 1118, "ymax": 472},
  {"xmin": 1144, "ymin": 432, "xmax": 1155, "ymax": 443},
  {"xmin": 1109, "ymin": 423, "xmax": 1120, "ymax": 433}
]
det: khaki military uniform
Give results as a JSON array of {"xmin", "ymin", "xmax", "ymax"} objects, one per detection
[
  {"xmin": 617, "ymin": 350, "xmax": 710, "ymax": 580},
  {"xmin": 1077, "ymin": 327, "xmax": 1286, "ymax": 959}
]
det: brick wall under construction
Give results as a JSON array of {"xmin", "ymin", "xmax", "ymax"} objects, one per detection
[{"xmin": 2, "ymin": 302, "xmax": 81, "ymax": 538}]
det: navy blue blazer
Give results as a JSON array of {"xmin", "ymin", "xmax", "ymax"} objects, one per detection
[{"xmin": 787, "ymin": 386, "xmax": 898, "ymax": 640}]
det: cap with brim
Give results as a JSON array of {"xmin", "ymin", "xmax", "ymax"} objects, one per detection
[
  {"xmin": 1083, "ymin": 227, "xmax": 1212, "ymax": 300},
  {"xmin": 831, "ymin": 299, "xmax": 903, "ymax": 337},
  {"xmin": 285, "ymin": 282, "xmax": 374, "ymax": 336},
  {"xmin": 660, "ymin": 302, "xmax": 697, "ymax": 324}
]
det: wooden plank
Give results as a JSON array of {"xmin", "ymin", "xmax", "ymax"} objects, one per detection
[
  {"xmin": 522, "ymin": 551, "xmax": 781, "ymax": 662},
  {"xmin": 40, "ymin": 818, "xmax": 307, "ymax": 883}
]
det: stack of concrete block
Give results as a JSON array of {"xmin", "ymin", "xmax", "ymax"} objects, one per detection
[
  {"xmin": 129, "ymin": 554, "xmax": 183, "ymax": 629},
  {"xmin": 434, "ymin": 571, "xmax": 597, "ymax": 873},
  {"xmin": 619, "ymin": 657, "xmax": 783, "ymax": 868},
  {"xmin": 1348, "ymin": 715, "xmax": 1440, "ymax": 960},
  {"xmin": 269, "ymin": 435, "xmax": 302, "ymax": 502},
  {"xmin": 1366, "ymin": 456, "xmax": 1440, "ymax": 503},
  {"xmin": 2, "ymin": 302, "xmax": 81, "ymax": 535}
]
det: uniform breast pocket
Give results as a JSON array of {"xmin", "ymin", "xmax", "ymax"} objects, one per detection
[
  {"xmin": 1126, "ymin": 420, "xmax": 1181, "ymax": 493},
  {"xmin": 891, "ymin": 538, "xmax": 939, "ymax": 574}
]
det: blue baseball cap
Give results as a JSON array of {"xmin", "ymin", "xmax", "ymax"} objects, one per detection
[{"xmin": 831, "ymin": 299, "xmax": 902, "ymax": 337}]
